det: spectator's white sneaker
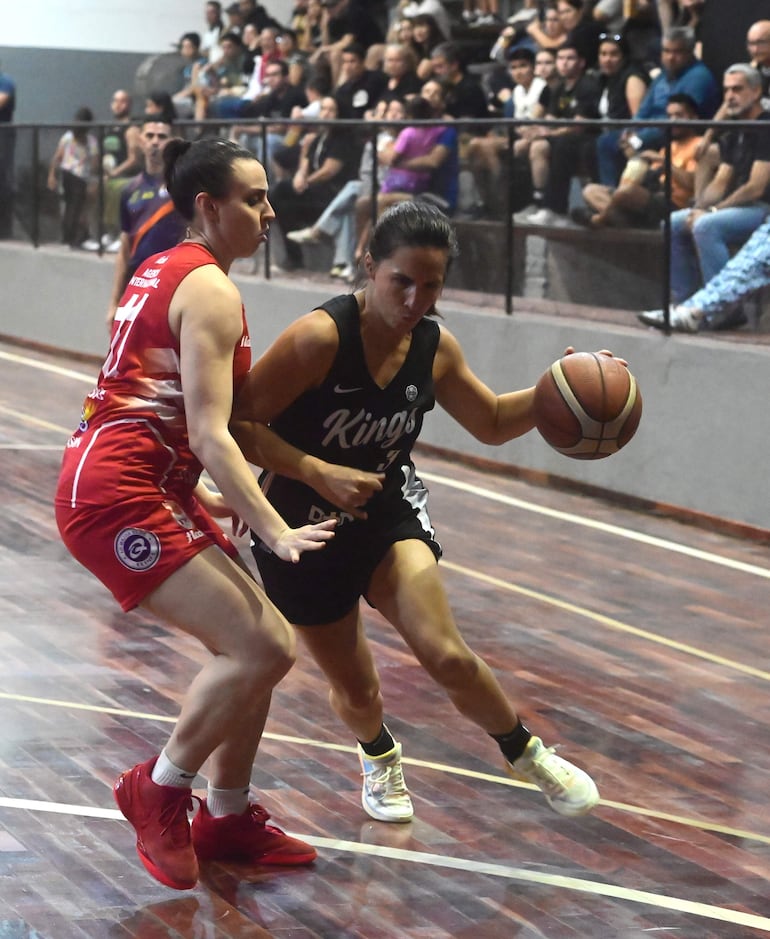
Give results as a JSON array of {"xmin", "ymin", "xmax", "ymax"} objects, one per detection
[
  {"xmin": 526, "ymin": 207, "xmax": 564, "ymax": 226},
  {"xmin": 512, "ymin": 204, "xmax": 539, "ymax": 223},
  {"xmin": 287, "ymin": 227, "xmax": 321, "ymax": 244},
  {"xmin": 638, "ymin": 306, "xmax": 702, "ymax": 332}
]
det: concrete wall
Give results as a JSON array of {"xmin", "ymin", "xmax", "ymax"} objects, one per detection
[{"xmin": 2, "ymin": 241, "xmax": 769, "ymax": 533}]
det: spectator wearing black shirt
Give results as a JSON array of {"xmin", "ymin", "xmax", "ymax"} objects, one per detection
[
  {"xmin": 269, "ymin": 95, "xmax": 358, "ymax": 269},
  {"xmin": 379, "ymin": 43, "xmax": 423, "ymax": 104},
  {"xmin": 310, "ymin": 0, "xmax": 384, "ymax": 86},
  {"xmin": 429, "ymin": 41, "xmax": 489, "ymax": 120},
  {"xmin": 334, "ymin": 43, "xmax": 388, "ymax": 119},
  {"xmin": 555, "ymin": 0, "xmax": 603, "ymax": 69},
  {"xmin": 230, "ymin": 59, "xmax": 308, "ymax": 171},
  {"xmin": 514, "ymin": 41, "xmax": 601, "ymax": 224}
]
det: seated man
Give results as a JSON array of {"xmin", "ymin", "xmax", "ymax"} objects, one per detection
[
  {"xmin": 600, "ymin": 26, "xmax": 719, "ymax": 187},
  {"xmin": 649, "ymin": 64, "xmax": 770, "ymax": 313},
  {"xmin": 577, "ymin": 93, "xmax": 701, "ymax": 228},
  {"xmin": 514, "ymin": 41, "xmax": 601, "ymax": 226},
  {"xmin": 228, "ymin": 59, "xmax": 307, "ymax": 172},
  {"xmin": 466, "ymin": 47, "xmax": 548, "ymax": 218}
]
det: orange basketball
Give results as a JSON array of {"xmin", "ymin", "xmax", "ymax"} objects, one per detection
[{"xmin": 533, "ymin": 352, "xmax": 642, "ymax": 460}]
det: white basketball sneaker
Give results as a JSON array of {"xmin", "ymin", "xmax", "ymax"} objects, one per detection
[
  {"xmin": 358, "ymin": 741, "xmax": 414, "ymax": 823},
  {"xmin": 506, "ymin": 736, "xmax": 599, "ymax": 817}
]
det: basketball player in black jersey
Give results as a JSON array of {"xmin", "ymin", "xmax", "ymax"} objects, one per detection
[{"xmin": 233, "ymin": 201, "xmax": 604, "ymax": 824}]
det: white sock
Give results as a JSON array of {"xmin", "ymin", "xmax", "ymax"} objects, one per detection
[
  {"xmin": 150, "ymin": 748, "xmax": 197, "ymax": 789},
  {"xmin": 206, "ymin": 785, "xmax": 250, "ymax": 818}
]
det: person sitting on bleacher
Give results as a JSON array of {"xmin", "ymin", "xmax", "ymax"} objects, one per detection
[
  {"xmin": 429, "ymin": 41, "xmax": 489, "ymax": 119},
  {"xmin": 639, "ymin": 63, "xmax": 770, "ymax": 330},
  {"xmin": 576, "ymin": 92, "xmax": 701, "ymax": 228},
  {"xmin": 467, "ymin": 46, "xmax": 549, "ymax": 218},
  {"xmin": 513, "ymin": 40, "xmax": 601, "ymax": 226}
]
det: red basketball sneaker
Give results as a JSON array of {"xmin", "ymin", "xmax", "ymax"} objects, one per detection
[
  {"xmin": 113, "ymin": 757, "xmax": 199, "ymax": 890},
  {"xmin": 191, "ymin": 800, "xmax": 317, "ymax": 866}
]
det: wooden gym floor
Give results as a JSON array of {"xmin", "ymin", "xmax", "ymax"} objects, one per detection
[{"xmin": 1, "ymin": 338, "xmax": 769, "ymax": 938}]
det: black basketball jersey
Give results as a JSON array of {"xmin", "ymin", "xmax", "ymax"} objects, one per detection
[{"xmin": 260, "ymin": 293, "xmax": 440, "ymax": 526}]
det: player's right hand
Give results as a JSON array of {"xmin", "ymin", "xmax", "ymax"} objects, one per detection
[{"xmin": 312, "ymin": 465, "xmax": 385, "ymax": 519}]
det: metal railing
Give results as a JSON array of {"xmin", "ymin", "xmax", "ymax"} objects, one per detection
[{"xmin": 1, "ymin": 115, "xmax": 767, "ymax": 330}]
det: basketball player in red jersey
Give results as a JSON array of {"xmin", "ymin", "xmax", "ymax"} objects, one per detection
[
  {"xmin": 232, "ymin": 201, "xmax": 609, "ymax": 826},
  {"xmin": 55, "ymin": 138, "xmax": 335, "ymax": 890}
]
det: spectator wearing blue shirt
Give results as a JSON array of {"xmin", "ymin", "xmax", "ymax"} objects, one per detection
[{"xmin": 599, "ymin": 27, "xmax": 719, "ymax": 187}]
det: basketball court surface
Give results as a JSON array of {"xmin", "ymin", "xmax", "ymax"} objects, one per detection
[{"xmin": 1, "ymin": 339, "xmax": 769, "ymax": 938}]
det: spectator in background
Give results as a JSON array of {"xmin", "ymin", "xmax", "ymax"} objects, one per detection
[
  {"xmin": 106, "ymin": 116, "xmax": 185, "ymax": 327},
  {"xmin": 229, "ymin": 59, "xmax": 308, "ymax": 173},
  {"xmin": 238, "ymin": 0, "xmax": 283, "ymax": 31},
  {"xmin": 534, "ymin": 47, "xmax": 560, "ymax": 106},
  {"xmin": 145, "ymin": 91, "xmax": 177, "ymax": 125},
  {"xmin": 640, "ymin": 64, "xmax": 770, "ymax": 325},
  {"xmin": 525, "ymin": 4, "xmax": 570, "ymax": 53},
  {"xmin": 747, "ymin": 19, "xmax": 770, "ymax": 108},
  {"xmin": 615, "ymin": 27, "xmax": 719, "ymax": 177},
  {"xmin": 194, "ymin": 30, "xmax": 247, "ymax": 121},
  {"xmin": 241, "ymin": 22, "xmax": 262, "ymax": 76},
  {"xmin": 277, "ymin": 28, "xmax": 310, "ymax": 87},
  {"xmin": 638, "ymin": 213, "xmax": 770, "ymax": 333},
  {"xmin": 172, "ymin": 32, "xmax": 207, "ymax": 120},
  {"xmin": 363, "ymin": 76, "xmax": 458, "ymax": 224},
  {"xmin": 286, "ymin": 97, "xmax": 405, "ymax": 282},
  {"xmin": 514, "ymin": 42, "xmax": 601, "ymax": 226},
  {"xmin": 47, "ymin": 107, "xmax": 100, "ymax": 250},
  {"xmin": 334, "ymin": 43, "xmax": 388, "ymax": 120},
  {"xmin": 577, "ymin": 92, "xmax": 702, "ymax": 228},
  {"xmin": 201, "ymin": 1, "xmax": 225, "ymax": 64},
  {"xmin": 310, "ymin": 0, "xmax": 384, "ymax": 86},
  {"xmin": 269, "ymin": 96, "xmax": 358, "ymax": 270},
  {"xmin": 398, "ymin": 0, "xmax": 452, "ymax": 40},
  {"xmin": 225, "ymin": 1, "xmax": 246, "ymax": 36},
  {"xmin": 429, "ymin": 41, "xmax": 488, "ymax": 119},
  {"xmin": 0, "ymin": 60, "xmax": 16, "ymax": 238},
  {"xmin": 593, "ymin": 32, "xmax": 650, "ymax": 186},
  {"xmin": 592, "ymin": 0, "xmax": 625, "ymax": 34},
  {"xmin": 553, "ymin": 0, "xmax": 603, "ymax": 68},
  {"xmin": 102, "ymin": 89, "xmax": 143, "ymax": 249},
  {"xmin": 410, "ymin": 14, "xmax": 445, "ymax": 81},
  {"xmin": 379, "ymin": 43, "xmax": 423, "ymax": 104},
  {"xmin": 467, "ymin": 46, "xmax": 548, "ymax": 217}
]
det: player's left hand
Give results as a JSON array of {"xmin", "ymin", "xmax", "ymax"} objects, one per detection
[{"xmin": 563, "ymin": 347, "xmax": 629, "ymax": 368}]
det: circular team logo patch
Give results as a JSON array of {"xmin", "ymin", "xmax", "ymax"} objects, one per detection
[
  {"xmin": 115, "ymin": 528, "xmax": 161, "ymax": 571},
  {"xmin": 405, "ymin": 384, "xmax": 418, "ymax": 402}
]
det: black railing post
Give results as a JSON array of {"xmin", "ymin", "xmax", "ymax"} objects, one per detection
[
  {"xmin": 505, "ymin": 120, "xmax": 515, "ymax": 315},
  {"xmin": 661, "ymin": 122, "xmax": 672, "ymax": 332}
]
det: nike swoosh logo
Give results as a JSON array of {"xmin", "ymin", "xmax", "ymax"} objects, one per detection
[{"xmin": 334, "ymin": 384, "xmax": 363, "ymax": 394}]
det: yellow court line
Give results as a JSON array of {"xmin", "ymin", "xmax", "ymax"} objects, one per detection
[
  {"xmin": 0, "ymin": 797, "xmax": 767, "ymax": 933},
  {"xmin": 1, "ymin": 691, "xmax": 768, "ymax": 848},
  {"xmin": 0, "ymin": 402, "xmax": 72, "ymax": 435},
  {"xmin": 441, "ymin": 559, "xmax": 770, "ymax": 682}
]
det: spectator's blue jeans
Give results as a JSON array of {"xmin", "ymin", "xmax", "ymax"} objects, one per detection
[
  {"xmin": 669, "ymin": 203, "xmax": 770, "ymax": 303},
  {"xmin": 314, "ymin": 178, "xmax": 362, "ymax": 266},
  {"xmin": 596, "ymin": 129, "xmax": 625, "ymax": 187}
]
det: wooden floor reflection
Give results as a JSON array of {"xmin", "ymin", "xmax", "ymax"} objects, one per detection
[{"xmin": 1, "ymin": 340, "xmax": 770, "ymax": 938}]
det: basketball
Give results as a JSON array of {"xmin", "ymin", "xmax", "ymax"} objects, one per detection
[{"xmin": 533, "ymin": 352, "xmax": 642, "ymax": 460}]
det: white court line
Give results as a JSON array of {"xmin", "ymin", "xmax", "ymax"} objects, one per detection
[
  {"xmin": 0, "ymin": 797, "xmax": 767, "ymax": 933},
  {"xmin": 420, "ymin": 470, "xmax": 770, "ymax": 579},
  {"xmin": 1, "ymin": 347, "xmax": 765, "ymax": 579}
]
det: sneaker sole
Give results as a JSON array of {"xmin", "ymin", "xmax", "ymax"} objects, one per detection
[
  {"xmin": 113, "ymin": 776, "xmax": 198, "ymax": 891},
  {"xmin": 361, "ymin": 791, "xmax": 414, "ymax": 823}
]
